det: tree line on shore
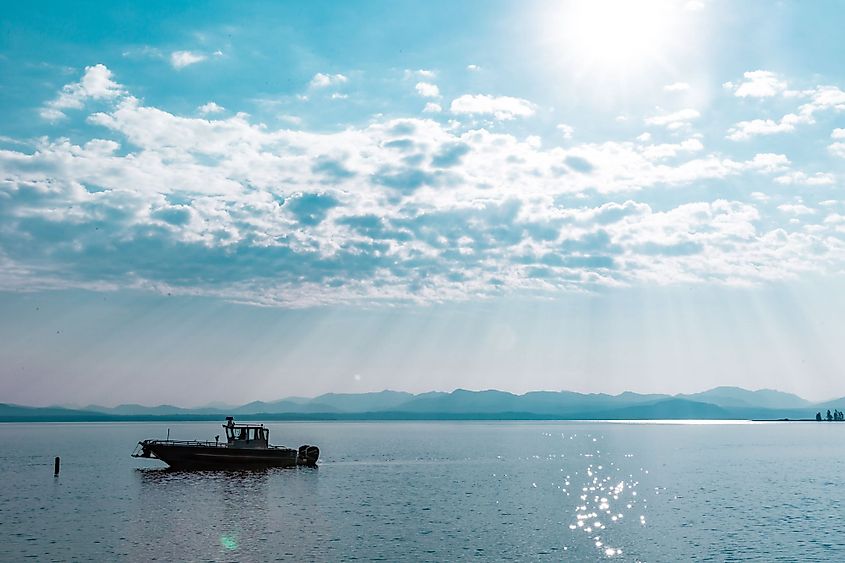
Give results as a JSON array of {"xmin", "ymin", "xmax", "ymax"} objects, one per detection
[{"xmin": 816, "ymin": 409, "xmax": 843, "ymax": 421}]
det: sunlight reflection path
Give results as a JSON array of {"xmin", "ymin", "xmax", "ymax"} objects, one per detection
[{"xmin": 550, "ymin": 431, "xmax": 650, "ymax": 559}]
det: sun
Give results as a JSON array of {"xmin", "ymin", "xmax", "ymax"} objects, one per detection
[{"xmin": 540, "ymin": 0, "xmax": 688, "ymax": 75}]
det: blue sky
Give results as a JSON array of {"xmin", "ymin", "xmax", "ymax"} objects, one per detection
[{"xmin": 2, "ymin": 0, "xmax": 845, "ymax": 406}]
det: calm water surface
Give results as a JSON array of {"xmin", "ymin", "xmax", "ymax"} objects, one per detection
[{"xmin": 1, "ymin": 421, "xmax": 844, "ymax": 561}]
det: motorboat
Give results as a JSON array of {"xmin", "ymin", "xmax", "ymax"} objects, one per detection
[{"xmin": 132, "ymin": 417, "xmax": 319, "ymax": 469}]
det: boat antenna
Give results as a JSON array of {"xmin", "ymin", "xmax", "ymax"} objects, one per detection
[{"xmin": 166, "ymin": 428, "xmax": 170, "ymax": 441}]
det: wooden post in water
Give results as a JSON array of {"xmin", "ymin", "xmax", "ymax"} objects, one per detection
[{"xmin": 54, "ymin": 456, "xmax": 60, "ymax": 476}]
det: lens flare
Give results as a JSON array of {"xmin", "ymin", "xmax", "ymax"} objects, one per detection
[{"xmin": 220, "ymin": 535, "xmax": 238, "ymax": 550}]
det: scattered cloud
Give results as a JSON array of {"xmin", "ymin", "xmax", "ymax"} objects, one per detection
[
  {"xmin": 724, "ymin": 70, "xmax": 787, "ymax": 98},
  {"xmin": 450, "ymin": 94, "xmax": 536, "ymax": 120},
  {"xmin": 404, "ymin": 69, "xmax": 435, "ymax": 79},
  {"xmin": 198, "ymin": 102, "xmax": 225, "ymax": 115},
  {"xmin": 774, "ymin": 171, "xmax": 835, "ymax": 185},
  {"xmin": 557, "ymin": 123, "xmax": 575, "ymax": 139},
  {"xmin": 830, "ymin": 142, "xmax": 845, "ymax": 158},
  {"xmin": 40, "ymin": 64, "xmax": 124, "ymax": 120},
  {"xmin": 170, "ymin": 50, "xmax": 207, "ymax": 69},
  {"xmin": 415, "ymin": 82, "xmax": 440, "ymax": 98},
  {"xmin": 645, "ymin": 108, "xmax": 700, "ymax": 129},
  {"xmin": 778, "ymin": 203, "xmax": 815, "ymax": 215},
  {"xmin": 726, "ymin": 84, "xmax": 845, "ymax": 140},
  {"xmin": 745, "ymin": 152, "xmax": 790, "ymax": 172},
  {"xmin": 467, "ymin": 64, "xmax": 481, "ymax": 72},
  {"xmin": 726, "ymin": 116, "xmax": 799, "ymax": 141},
  {"xmin": 423, "ymin": 102, "xmax": 442, "ymax": 113},
  {"xmin": 309, "ymin": 72, "xmax": 348, "ymax": 88},
  {"xmin": 640, "ymin": 138, "xmax": 703, "ymax": 160},
  {"xmin": 797, "ymin": 85, "xmax": 845, "ymax": 115}
]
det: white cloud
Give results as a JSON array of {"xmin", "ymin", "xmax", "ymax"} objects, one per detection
[
  {"xmin": 11, "ymin": 66, "xmax": 845, "ymax": 306},
  {"xmin": 415, "ymin": 82, "xmax": 440, "ymax": 98},
  {"xmin": 774, "ymin": 171, "xmax": 835, "ymax": 186},
  {"xmin": 557, "ymin": 123, "xmax": 575, "ymax": 139},
  {"xmin": 40, "ymin": 64, "xmax": 124, "ymax": 120},
  {"xmin": 198, "ymin": 102, "xmax": 224, "ymax": 115},
  {"xmin": 467, "ymin": 64, "xmax": 480, "ymax": 72},
  {"xmin": 645, "ymin": 108, "xmax": 700, "ymax": 129},
  {"xmin": 404, "ymin": 69, "xmax": 435, "ymax": 80},
  {"xmin": 727, "ymin": 70, "xmax": 787, "ymax": 98},
  {"xmin": 801, "ymin": 85, "xmax": 845, "ymax": 114},
  {"xmin": 170, "ymin": 50, "xmax": 207, "ymax": 69},
  {"xmin": 450, "ymin": 94, "xmax": 536, "ymax": 120},
  {"xmin": 726, "ymin": 117, "xmax": 798, "ymax": 141},
  {"xmin": 640, "ymin": 138, "xmax": 703, "ymax": 160},
  {"xmin": 423, "ymin": 102, "xmax": 442, "ymax": 113},
  {"xmin": 778, "ymin": 203, "xmax": 815, "ymax": 215},
  {"xmin": 746, "ymin": 152, "xmax": 790, "ymax": 172},
  {"xmin": 829, "ymin": 142, "xmax": 845, "ymax": 158},
  {"xmin": 664, "ymin": 82, "xmax": 690, "ymax": 92},
  {"xmin": 832, "ymin": 128, "xmax": 845, "ymax": 139},
  {"xmin": 330, "ymin": 92, "xmax": 348, "ymax": 100},
  {"xmin": 729, "ymin": 85, "xmax": 845, "ymax": 140},
  {"xmin": 309, "ymin": 73, "xmax": 348, "ymax": 88}
]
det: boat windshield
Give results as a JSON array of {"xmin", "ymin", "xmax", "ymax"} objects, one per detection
[{"xmin": 225, "ymin": 426, "xmax": 268, "ymax": 442}]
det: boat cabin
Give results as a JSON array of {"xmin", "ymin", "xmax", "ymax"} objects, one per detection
[{"xmin": 223, "ymin": 416, "xmax": 269, "ymax": 449}]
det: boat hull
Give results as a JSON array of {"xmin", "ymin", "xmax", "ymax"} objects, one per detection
[{"xmin": 136, "ymin": 441, "xmax": 316, "ymax": 470}]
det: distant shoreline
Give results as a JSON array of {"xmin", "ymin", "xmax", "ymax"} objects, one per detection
[
  {"xmin": 0, "ymin": 413, "xmax": 744, "ymax": 423},
  {"xmin": 751, "ymin": 418, "xmax": 818, "ymax": 422}
]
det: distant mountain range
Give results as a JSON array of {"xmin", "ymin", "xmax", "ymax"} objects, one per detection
[{"xmin": 2, "ymin": 386, "xmax": 843, "ymax": 422}]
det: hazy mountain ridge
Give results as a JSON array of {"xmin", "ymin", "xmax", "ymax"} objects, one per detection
[
  {"xmin": 677, "ymin": 386, "xmax": 811, "ymax": 409},
  {"xmin": 1, "ymin": 387, "xmax": 839, "ymax": 422}
]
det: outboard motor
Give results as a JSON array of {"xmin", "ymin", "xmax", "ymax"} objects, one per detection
[{"xmin": 297, "ymin": 445, "xmax": 320, "ymax": 466}]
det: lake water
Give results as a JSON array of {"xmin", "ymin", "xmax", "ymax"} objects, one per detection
[{"xmin": 2, "ymin": 421, "xmax": 844, "ymax": 561}]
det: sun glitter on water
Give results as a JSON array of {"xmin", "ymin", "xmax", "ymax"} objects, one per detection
[{"xmin": 560, "ymin": 432, "xmax": 650, "ymax": 558}]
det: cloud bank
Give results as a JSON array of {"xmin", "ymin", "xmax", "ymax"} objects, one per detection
[{"xmin": 3, "ymin": 66, "xmax": 845, "ymax": 307}]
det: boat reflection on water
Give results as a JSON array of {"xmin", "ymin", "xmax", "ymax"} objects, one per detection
[
  {"xmin": 132, "ymin": 417, "xmax": 319, "ymax": 470},
  {"xmin": 132, "ymin": 449, "xmax": 325, "ymax": 560}
]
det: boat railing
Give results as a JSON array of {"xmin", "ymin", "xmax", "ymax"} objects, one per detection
[{"xmin": 140, "ymin": 439, "xmax": 227, "ymax": 447}]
